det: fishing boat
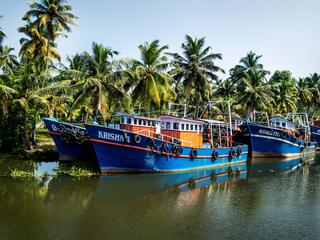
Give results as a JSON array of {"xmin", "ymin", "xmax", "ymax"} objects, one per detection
[
  {"xmin": 43, "ymin": 118, "xmax": 96, "ymax": 161},
  {"xmin": 85, "ymin": 101, "xmax": 248, "ymax": 173},
  {"xmin": 311, "ymin": 118, "xmax": 320, "ymax": 151},
  {"xmin": 235, "ymin": 112, "xmax": 316, "ymax": 158}
]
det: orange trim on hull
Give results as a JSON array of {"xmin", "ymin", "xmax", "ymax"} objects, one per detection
[{"xmin": 49, "ymin": 131, "xmax": 60, "ymax": 136}]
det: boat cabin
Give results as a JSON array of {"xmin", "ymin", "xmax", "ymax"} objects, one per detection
[
  {"xmin": 270, "ymin": 117, "xmax": 296, "ymax": 134},
  {"xmin": 158, "ymin": 115, "xmax": 206, "ymax": 148},
  {"xmin": 118, "ymin": 113, "xmax": 161, "ymax": 137}
]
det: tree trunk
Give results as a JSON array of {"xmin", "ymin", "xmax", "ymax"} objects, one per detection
[
  {"xmin": 23, "ymin": 114, "xmax": 32, "ymax": 150},
  {"xmin": 45, "ymin": 37, "xmax": 51, "ymax": 72}
]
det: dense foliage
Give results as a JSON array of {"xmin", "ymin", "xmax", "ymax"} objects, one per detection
[{"xmin": 0, "ymin": 1, "xmax": 319, "ymax": 152}]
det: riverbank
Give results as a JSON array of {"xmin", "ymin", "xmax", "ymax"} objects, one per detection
[{"xmin": 0, "ymin": 128, "xmax": 58, "ymax": 162}]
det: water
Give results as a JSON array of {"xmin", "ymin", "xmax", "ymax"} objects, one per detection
[{"xmin": 0, "ymin": 155, "xmax": 320, "ymax": 240}]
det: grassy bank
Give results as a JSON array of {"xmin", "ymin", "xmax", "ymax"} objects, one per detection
[{"xmin": 0, "ymin": 128, "xmax": 58, "ymax": 161}]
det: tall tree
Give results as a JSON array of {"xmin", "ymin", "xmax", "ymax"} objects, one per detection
[
  {"xmin": 0, "ymin": 60, "xmax": 54, "ymax": 149},
  {"xmin": 18, "ymin": 21, "xmax": 60, "ymax": 62},
  {"xmin": 53, "ymin": 42, "xmax": 126, "ymax": 119},
  {"xmin": 0, "ymin": 15, "xmax": 5, "ymax": 45},
  {"xmin": 23, "ymin": 0, "xmax": 77, "ymax": 69},
  {"xmin": 169, "ymin": 35, "xmax": 224, "ymax": 103},
  {"xmin": 214, "ymin": 78, "xmax": 236, "ymax": 100},
  {"xmin": 296, "ymin": 77, "xmax": 313, "ymax": 112},
  {"xmin": 230, "ymin": 51, "xmax": 268, "ymax": 85},
  {"xmin": 237, "ymin": 67, "xmax": 273, "ymax": 112},
  {"xmin": 0, "ymin": 46, "xmax": 18, "ymax": 75},
  {"xmin": 306, "ymin": 73, "xmax": 320, "ymax": 108},
  {"xmin": 269, "ymin": 70, "xmax": 297, "ymax": 113},
  {"xmin": 129, "ymin": 40, "xmax": 174, "ymax": 108}
]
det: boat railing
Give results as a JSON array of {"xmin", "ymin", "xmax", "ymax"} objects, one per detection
[{"xmin": 136, "ymin": 129, "xmax": 192, "ymax": 146}]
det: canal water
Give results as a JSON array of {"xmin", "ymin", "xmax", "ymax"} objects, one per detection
[{"xmin": 0, "ymin": 155, "xmax": 320, "ymax": 240}]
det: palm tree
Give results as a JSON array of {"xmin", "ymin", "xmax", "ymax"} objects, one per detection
[
  {"xmin": 237, "ymin": 68, "xmax": 273, "ymax": 112},
  {"xmin": 0, "ymin": 15, "xmax": 5, "ymax": 45},
  {"xmin": 270, "ymin": 81, "xmax": 297, "ymax": 113},
  {"xmin": 52, "ymin": 42, "xmax": 126, "ymax": 120},
  {"xmin": 230, "ymin": 51, "xmax": 268, "ymax": 85},
  {"xmin": 18, "ymin": 22, "xmax": 60, "ymax": 62},
  {"xmin": 296, "ymin": 77, "xmax": 313, "ymax": 112},
  {"xmin": 129, "ymin": 40, "xmax": 174, "ymax": 108},
  {"xmin": 23, "ymin": 0, "xmax": 77, "ymax": 69},
  {"xmin": 0, "ymin": 60, "xmax": 53, "ymax": 149},
  {"xmin": 269, "ymin": 70, "xmax": 297, "ymax": 113},
  {"xmin": 168, "ymin": 35, "xmax": 224, "ymax": 103},
  {"xmin": 214, "ymin": 78, "xmax": 236, "ymax": 100},
  {"xmin": 306, "ymin": 73, "xmax": 320, "ymax": 108},
  {"xmin": 0, "ymin": 46, "xmax": 18, "ymax": 75}
]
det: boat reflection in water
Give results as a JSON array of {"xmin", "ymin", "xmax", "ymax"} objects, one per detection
[
  {"xmin": 93, "ymin": 163, "xmax": 247, "ymax": 201},
  {"xmin": 249, "ymin": 153, "xmax": 316, "ymax": 174}
]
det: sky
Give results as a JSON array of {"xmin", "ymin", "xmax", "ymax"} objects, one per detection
[{"xmin": 1, "ymin": 0, "xmax": 319, "ymax": 78}]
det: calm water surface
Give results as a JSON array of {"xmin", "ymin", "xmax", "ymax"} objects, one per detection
[{"xmin": 0, "ymin": 155, "xmax": 320, "ymax": 240}]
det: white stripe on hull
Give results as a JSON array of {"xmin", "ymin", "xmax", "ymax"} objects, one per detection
[{"xmin": 252, "ymin": 151, "xmax": 315, "ymax": 158}]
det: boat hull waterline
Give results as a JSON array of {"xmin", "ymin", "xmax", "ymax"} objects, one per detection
[
  {"xmin": 85, "ymin": 124, "xmax": 248, "ymax": 173},
  {"xmin": 43, "ymin": 118, "xmax": 96, "ymax": 161}
]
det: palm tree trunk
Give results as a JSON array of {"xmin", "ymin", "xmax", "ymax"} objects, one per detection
[
  {"xmin": 23, "ymin": 112, "xmax": 32, "ymax": 150},
  {"xmin": 45, "ymin": 37, "xmax": 51, "ymax": 72}
]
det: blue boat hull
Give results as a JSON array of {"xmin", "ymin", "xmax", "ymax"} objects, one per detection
[
  {"xmin": 43, "ymin": 118, "xmax": 96, "ymax": 161},
  {"xmin": 85, "ymin": 124, "xmax": 248, "ymax": 173},
  {"xmin": 238, "ymin": 123, "xmax": 316, "ymax": 158},
  {"xmin": 311, "ymin": 125, "xmax": 320, "ymax": 150}
]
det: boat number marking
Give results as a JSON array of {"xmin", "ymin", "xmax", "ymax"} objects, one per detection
[{"xmin": 258, "ymin": 129, "xmax": 280, "ymax": 137}]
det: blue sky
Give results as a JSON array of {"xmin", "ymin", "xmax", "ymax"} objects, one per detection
[{"xmin": 1, "ymin": 0, "xmax": 319, "ymax": 78}]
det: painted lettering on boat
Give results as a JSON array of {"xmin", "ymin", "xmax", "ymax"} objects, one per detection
[
  {"xmin": 98, "ymin": 131, "xmax": 129, "ymax": 143},
  {"xmin": 51, "ymin": 123, "xmax": 86, "ymax": 135},
  {"xmin": 51, "ymin": 124, "xmax": 58, "ymax": 132},
  {"xmin": 258, "ymin": 129, "xmax": 280, "ymax": 137}
]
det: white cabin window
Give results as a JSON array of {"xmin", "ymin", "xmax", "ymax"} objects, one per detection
[
  {"xmin": 181, "ymin": 124, "xmax": 185, "ymax": 130},
  {"xmin": 195, "ymin": 125, "xmax": 198, "ymax": 131},
  {"xmin": 148, "ymin": 121, "xmax": 151, "ymax": 126},
  {"xmin": 173, "ymin": 122, "xmax": 179, "ymax": 130},
  {"xmin": 199, "ymin": 125, "xmax": 202, "ymax": 131},
  {"xmin": 127, "ymin": 118, "xmax": 132, "ymax": 124},
  {"xmin": 121, "ymin": 117, "xmax": 124, "ymax": 124},
  {"xmin": 282, "ymin": 122, "xmax": 286, "ymax": 127},
  {"xmin": 139, "ymin": 119, "xmax": 142, "ymax": 125},
  {"xmin": 166, "ymin": 122, "xmax": 171, "ymax": 129},
  {"xmin": 186, "ymin": 124, "xmax": 189, "ymax": 130},
  {"xmin": 152, "ymin": 121, "xmax": 156, "ymax": 127},
  {"xmin": 190, "ymin": 124, "xmax": 194, "ymax": 131},
  {"xmin": 134, "ymin": 119, "xmax": 137, "ymax": 125}
]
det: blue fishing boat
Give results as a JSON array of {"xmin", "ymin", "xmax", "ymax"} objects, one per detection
[
  {"xmin": 236, "ymin": 112, "xmax": 316, "ymax": 158},
  {"xmin": 43, "ymin": 118, "xmax": 96, "ymax": 161},
  {"xmin": 85, "ymin": 101, "xmax": 248, "ymax": 173},
  {"xmin": 311, "ymin": 119, "xmax": 320, "ymax": 151}
]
